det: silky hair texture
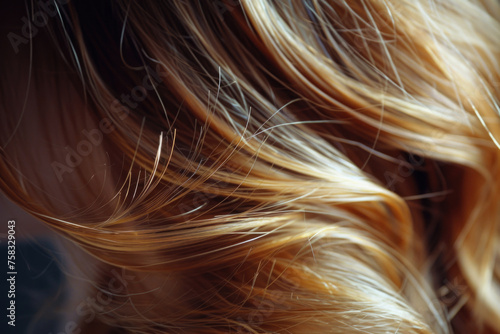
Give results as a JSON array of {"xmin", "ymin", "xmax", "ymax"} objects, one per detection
[{"xmin": 1, "ymin": 0, "xmax": 500, "ymax": 333}]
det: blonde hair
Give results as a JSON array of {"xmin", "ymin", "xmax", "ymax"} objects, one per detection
[{"xmin": 1, "ymin": 0, "xmax": 500, "ymax": 332}]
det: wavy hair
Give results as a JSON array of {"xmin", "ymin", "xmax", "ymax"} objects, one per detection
[{"xmin": 1, "ymin": 0, "xmax": 500, "ymax": 333}]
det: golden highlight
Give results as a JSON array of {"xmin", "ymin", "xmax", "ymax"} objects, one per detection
[{"xmin": 1, "ymin": 0, "xmax": 500, "ymax": 333}]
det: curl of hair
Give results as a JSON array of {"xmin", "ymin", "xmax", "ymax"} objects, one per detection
[{"xmin": 1, "ymin": 0, "xmax": 500, "ymax": 333}]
